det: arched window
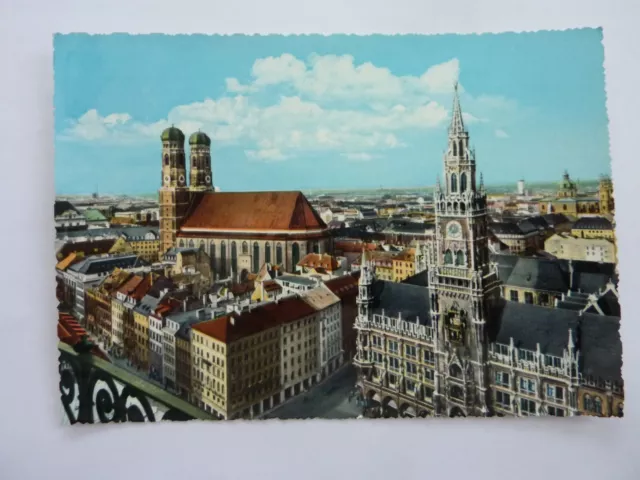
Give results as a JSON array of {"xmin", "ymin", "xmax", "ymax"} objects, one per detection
[
  {"xmin": 178, "ymin": 239, "xmax": 185, "ymax": 248},
  {"xmin": 265, "ymin": 243, "xmax": 271, "ymax": 264},
  {"xmin": 452, "ymin": 142, "xmax": 457, "ymax": 156},
  {"xmin": 164, "ymin": 154, "xmax": 169, "ymax": 166},
  {"xmin": 253, "ymin": 242, "xmax": 260, "ymax": 273},
  {"xmin": 450, "ymin": 385, "xmax": 464, "ymax": 400},
  {"xmin": 188, "ymin": 239, "xmax": 195, "ymax": 248},
  {"xmin": 459, "ymin": 140, "xmax": 464, "ymax": 156},
  {"xmin": 220, "ymin": 242, "xmax": 226, "ymax": 277},
  {"xmin": 210, "ymin": 243, "xmax": 216, "ymax": 274},
  {"xmin": 313, "ymin": 243, "xmax": 319, "ymax": 254},
  {"xmin": 460, "ymin": 203, "xmax": 466, "ymax": 214},
  {"xmin": 292, "ymin": 242, "xmax": 300, "ymax": 267},
  {"xmin": 231, "ymin": 242, "xmax": 238, "ymax": 274},
  {"xmin": 444, "ymin": 250, "xmax": 453, "ymax": 265},
  {"xmin": 453, "ymin": 202, "xmax": 458, "ymax": 213},
  {"xmin": 276, "ymin": 243, "xmax": 283, "ymax": 265},
  {"xmin": 460, "ymin": 173, "xmax": 467, "ymax": 193},
  {"xmin": 449, "ymin": 364, "xmax": 463, "ymax": 379},
  {"xmin": 583, "ymin": 394, "xmax": 592, "ymax": 412},
  {"xmin": 455, "ymin": 250, "xmax": 464, "ymax": 266},
  {"xmin": 451, "ymin": 173, "xmax": 458, "ymax": 193},
  {"xmin": 199, "ymin": 240, "xmax": 205, "ymax": 251},
  {"xmin": 242, "ymin": 241, "xmax": 248, "ymax": 255},
  {"xmin": 594, "ymin": 397, "xmax": 602, "ymax": 415}
]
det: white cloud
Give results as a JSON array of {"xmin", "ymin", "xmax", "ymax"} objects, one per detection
[
  {"xmin": 60, "ymin": 53, "xmax": 518, "ymax": 161},
  {"xmin": 245, "ymin": 148, "xmax": 287, "ymax": 161},
  {"xmin": 341, "ymin": 152, "xmax": 376, "ymax": 161},
  {"xmin": 495, "ymin": 129, "xmax": 509, "ymax": 139},
  {"xmin": 225, "ymin": 78, "xmax": 257, "ymax": 94},
  {"xmin": 419, "ymin": 59, "xmax": 461, "ymax": 94}
]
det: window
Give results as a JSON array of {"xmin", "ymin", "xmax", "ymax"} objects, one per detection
[
  {"xmin": 373, "ymin": 352, "xmax": 383, "ymax": 364},
  {"xmin": 495, "ymin": 371, "xmax": 510, "ymax": 387},
  {"xmin": 276, "ymin": 243, "xmax": 283, "ymax": 265},
  {"xmin": 406, "ymin": 362, "xmax": 417, "ymax": 375},
  {"xmin": 539, "ymin": 293, "xmax": 549, "ymax": 304},
  {"xmin": 594, "ymin": 397, "xmax": 603, "ymax": 415},
  {"xmin": 292, "ymin": 242, "xmax": 300, "ymax": 267},
  {"xmin": 518, "ymin": 349, "xmax": 535, "ymax": 363},
  {"xmin": 455, "ymin": 250, "xmax": 464, "ymax": 266},
  {"xmin": 545, "ymin": 355, "xmax": 562, "ymax": 368},
  {"xmin": 548, "ymin": 406, "xmax": 565, "ymax": 417},
  {"xmin": 450, "ymin": 385, "xmax": 464, "ymax": 400},
  {"xmin": 444, "ymin": 250, "xmax": 453, "ymax": 265},
  {"xmin": 388, "ymin": 341, "xmax": 399, "ymax": 354},
  {"xmin": 510, "ymin": 290, "xmax": 519, "ymax": 302},
  {"xmin": 406, "ymin": 380, "xmax": 416, "ymax": 392},
  {"xmin": 265, "ymin": 243, "xmax": 271, "ymax": 264},
  {"xmin": 460, "ymin": 172, "xmax": 467, "ymax": 193},
  {"xmin": 546, "ymin": 385, "xmax": 564, "ymax": 401},
  {"xmin": 405, "ymin": 345, "xmax": 416, "ymax": 358},
  {"xmin": 451, "ymin": 173, "xmax": 458, "ymax": 193},
  {"xmin": 495, "ymin": 391, "xmax": 510, "ymax": 408},
  {"xmin": 519, "ymin": 378, "xmax": 536, "ymax": 395},
  {"xmin": 449, "ymin": 364, "xmax": 463, "ymax": 379},
  {"xmin": 253, "ymin": 242, "xmax": 260, "ymax": 273},
  {"xmin": 231, "ymin": 241, "xmax": 238, "ymax": 274},
  {"xmin": 389, "ymin": 357, "xmax": 400, "ymax": 370},
  {"xmin": 520, "ymin": 398, "xmax": 536, "ymax": 415},
  {"xmin": 242, "ymin": 241, "xmax": 248, "ymax": 254},
  {"xmin": 524, "ymin": 292, "xmax": 534, "ymax": 304},
  {"xmin": 494, "ymin": 343, "xmax": 509, "ymax": 356}
]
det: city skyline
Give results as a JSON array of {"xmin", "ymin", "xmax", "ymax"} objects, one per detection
[{"xmin": 55, "ymin": 30, "xmax": 611, "ymax": 195}]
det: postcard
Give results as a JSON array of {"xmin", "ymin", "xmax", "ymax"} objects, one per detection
[{"xmin": 55, "ymin": 30, "xmax": 622, "ymax": 423}]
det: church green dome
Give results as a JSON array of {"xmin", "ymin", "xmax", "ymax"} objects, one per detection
[
  {"xmin": 161, "ymin": 126, "xmax": 185, "ymax": 142},
  {"xmin": 189, "ymin": 131, "xmax": 211, "ymax": 147}
]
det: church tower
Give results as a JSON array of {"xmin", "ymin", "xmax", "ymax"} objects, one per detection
[
  {"xmin": 356, "ymin": 248, "xmax": 376, "ymax": 320},
  {"xmin": 598, "ymin": 175, "xmax": 614, "ymax": 215},
  {"xmin": 189, "ymin": 131, "xmax": 213, "ymax": 191},
  {"xmin": 159, "ymin": 126, "xmax": 191, "ymax": 255},
  {"xmin": 428, "ymin": 83, "xmax": 501, "ymax": 417}
]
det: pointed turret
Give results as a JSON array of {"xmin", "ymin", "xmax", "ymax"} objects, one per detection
[{"xmin": 449, "ymin": 82, "xmax": 466, "ymax": 136}]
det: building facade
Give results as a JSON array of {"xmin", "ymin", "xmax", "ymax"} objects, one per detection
[
  {"xmin": 156, "ymin": 128, "xmax": 333, "ymax": 276},
  {"xmin": 353, "ymin": 86, "xmax": 623, "ymax": 418}
]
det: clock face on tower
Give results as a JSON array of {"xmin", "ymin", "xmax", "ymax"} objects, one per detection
[
  {"xmin": 178, "ymin": 175, "xmax": 185, "ymax": 185},
  {"xmin": 446, "ymin": 221, "xmax": 462, "ymax": 239},
  {"xmin": 163, "ymin": 175, "xmax": 170, "ymax": 185},
  {"xmin": 205, "ymin": 175, "xmax": 211, "ymax": 183}
]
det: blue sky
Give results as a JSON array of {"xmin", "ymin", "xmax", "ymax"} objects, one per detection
[{"xmin": 54, "ymin": 30, "xmax": 611, "ymax": 195}]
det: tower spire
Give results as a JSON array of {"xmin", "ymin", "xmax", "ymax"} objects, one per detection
[{"xmin": 449, "ymin": 82, "xmax": 465, "ymax": 136}]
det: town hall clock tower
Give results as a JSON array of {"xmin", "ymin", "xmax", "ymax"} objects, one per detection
[{"xmin": 427, "ymin": 84, "xmax": 501, "ymax": 417}]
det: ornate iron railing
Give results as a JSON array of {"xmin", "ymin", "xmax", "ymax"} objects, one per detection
[{"xmin": 58, "ymin": 341, "xmax": 216, "ymax": 424}]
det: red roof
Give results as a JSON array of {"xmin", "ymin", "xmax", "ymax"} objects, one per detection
[
  {"xmin": 297, "ymin": 253, "xmax": 340, "ymax": 271},
  {"xmin": 335, "ymin": 240, "xmax": 379, "ymax": 253},
  {"xmin": 180, "ymin": 191, "xmax": 327, "ymax": 232},
  {"xmin": 193, "ymin": 296, "xmax": 317, "ymax": 344},
  {"xmin": 58, "ymin": 312, "xmax": 109, "ymax": 361},
  {"xmin": 325, "ymin": 274, "xmax": 359, "ymax": 299}
]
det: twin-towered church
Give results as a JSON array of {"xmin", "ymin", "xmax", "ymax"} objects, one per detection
[{"xmin": 158, "ymin": 127, "xmax": 332, "ymax": 282}]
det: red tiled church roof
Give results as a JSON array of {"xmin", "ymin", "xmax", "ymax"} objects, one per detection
[{"xmin": 179, "ymin": 191, "xmax": 327, "ymax": 232}]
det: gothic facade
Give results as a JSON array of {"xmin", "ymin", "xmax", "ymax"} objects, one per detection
[
  {"xmin": 353, "ymin": 86, "xmax": 623, "ymax": 418},
  {"xmin": 157, "ymin": 128, "xmax": 333, "ymax": 281}
]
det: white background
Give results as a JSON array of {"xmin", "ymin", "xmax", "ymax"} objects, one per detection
[{"xmin": 0, "ymin": 0, "xmax": 639, "ymax": 478}]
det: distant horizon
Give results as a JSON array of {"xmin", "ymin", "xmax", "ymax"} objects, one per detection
[
  {"xmin": 56, "ymin": 177, "xmax": 604, "ymax": 198},
  {"xmin": 55, "ymin": 31, "xmax": 611, "ymax": 195}
]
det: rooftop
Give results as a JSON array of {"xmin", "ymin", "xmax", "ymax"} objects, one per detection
[{"xmin": 180, "ymin": 191, "xmax": 327, "ymax": 232}]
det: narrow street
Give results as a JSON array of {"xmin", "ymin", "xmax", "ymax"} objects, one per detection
[{"xmin": 263, "ymin": 364, "xmax": 362, "ymax": 419}]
